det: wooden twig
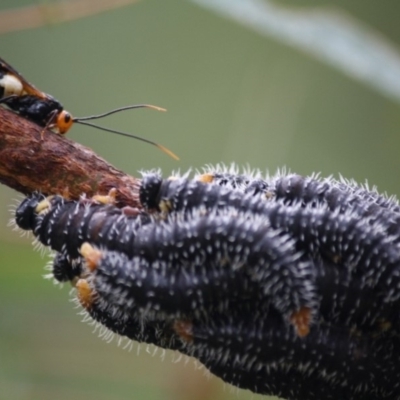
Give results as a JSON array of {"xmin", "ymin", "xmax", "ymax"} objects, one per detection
[{"xmin": 0, "ymin": 107, "xmax": 140, "ymax": 208}]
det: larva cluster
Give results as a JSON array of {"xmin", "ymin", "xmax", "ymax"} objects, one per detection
[
  {"xmin": 16, "ymin": 193, "xmax": 315, "ymax": 334},
  {"xmin": 14, "ymin": 165, "xmax": 400, "ymax": 400}
]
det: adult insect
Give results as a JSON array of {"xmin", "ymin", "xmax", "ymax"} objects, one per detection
[{"xmin": 0, "ymin": 57, "xmax": 178, "ymax": 159}]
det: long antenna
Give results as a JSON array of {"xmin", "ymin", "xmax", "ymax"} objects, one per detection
[
  {"xmin": 74, "ymin": 104, "xmax": 166, "ymax": 122},
  {"xmin": 76, "ymin": 120, "xmax": 179, "ymax": 161}
]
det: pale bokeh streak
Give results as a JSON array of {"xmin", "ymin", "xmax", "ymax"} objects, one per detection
[{"xmin": 191, "ymin": 0, "xmax": 400, "ymax": 103}]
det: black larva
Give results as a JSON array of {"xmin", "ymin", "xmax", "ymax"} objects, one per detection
[
  {"xmin": 15, "ymin": 193, "xmax": 151, "ymax": 259},
  {"xmin": 143, "ymin": 172, "xmax": 400, "ymax": 238},
  {"xmin": 195, "ymin": 167, "xmax": 400, "ymax": 215}
]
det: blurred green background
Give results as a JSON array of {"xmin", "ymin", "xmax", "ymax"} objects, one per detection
[{"xmin": 1, "ymin": 0, "xmax": 400, "ymax": 399}]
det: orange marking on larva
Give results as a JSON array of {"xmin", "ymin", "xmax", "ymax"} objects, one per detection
[
  {"xmin": 173, "ymin": 320, "xmax": 194, "ymax": 343},
  {"xmin": 80, "ymin": 242, "xmax": 102, "ymax": 272},
  {"xmin": 159, "ymin": 200, "xmax": 173, "ymax": 214},
  {"xmin": 92, "ymin": 188, "xmax": 117, "ymax": 205},
  {"xmin": 76, "ymin": 279, "xmax": 94, "ymax": 309},
  {"xmin": 290, "ymin": 307, "xmax": 311, "ymax": 337},
  {"xmin": 264, "ymin": 191, "xmax": 274, "ymax": 199},
  {"xmin": 197, "ymin": 173, "xmax": 215, "ymax": 184},
  {"xmin": 35, "ymin": 197, "xmax": 52, "ymax": 214}
]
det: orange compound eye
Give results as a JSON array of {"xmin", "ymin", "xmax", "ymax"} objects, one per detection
[{"xmin": 56, "ymin": 110, "xmax": 73, "ymax": 134}]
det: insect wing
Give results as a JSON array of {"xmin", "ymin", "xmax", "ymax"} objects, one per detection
[{"xmin": 0, "ymin": 57, "xmax": 46, "ymax": 99}]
